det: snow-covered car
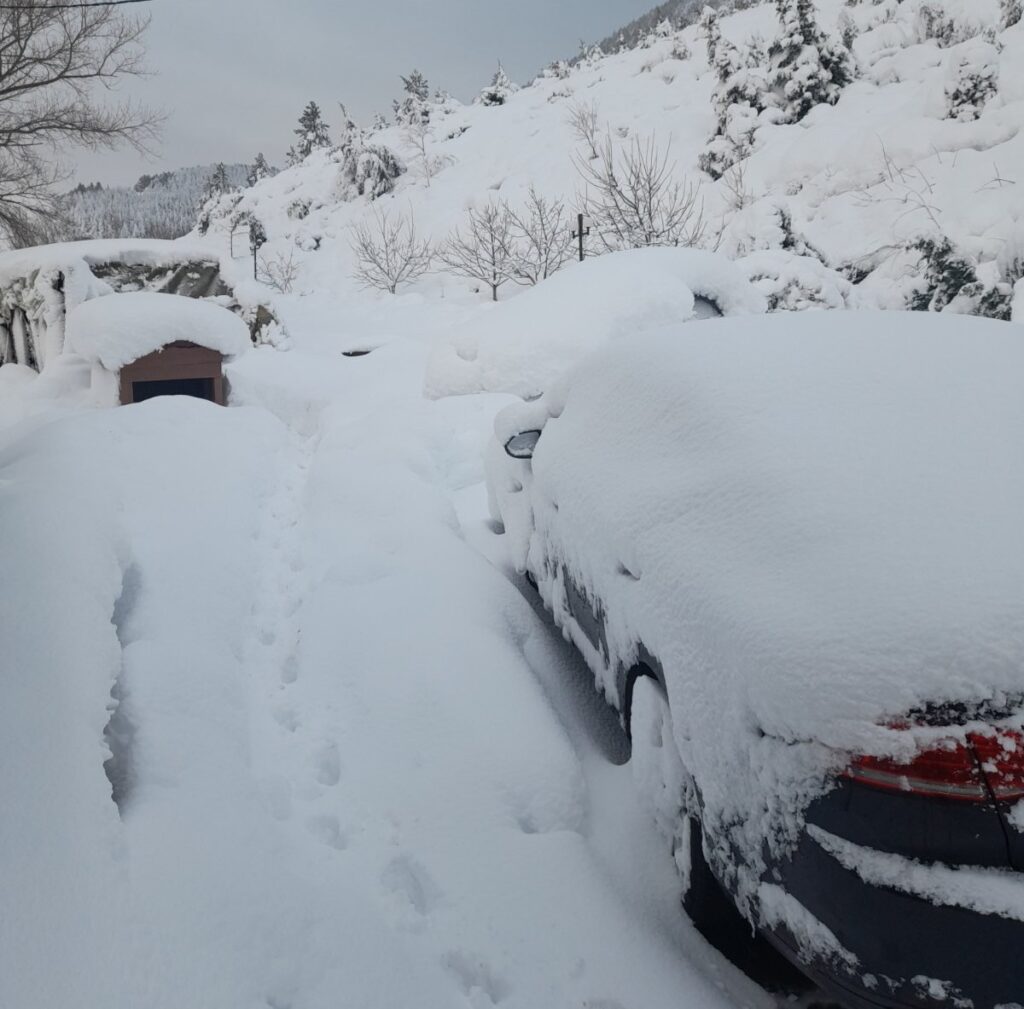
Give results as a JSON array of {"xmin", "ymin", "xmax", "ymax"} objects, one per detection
[{"xmin": 486, "ymin": 310, "xmax": 1024, "ymax": 1009}]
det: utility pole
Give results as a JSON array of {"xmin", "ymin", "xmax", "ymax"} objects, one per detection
[{"xmin": 572, "ymin": 213, "xmax": 590, "ymax": 262}]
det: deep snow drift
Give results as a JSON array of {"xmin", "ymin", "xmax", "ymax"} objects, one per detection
[{"xmin": 0, "ymin": 324, "xmax": 766, "ymax": 1008}]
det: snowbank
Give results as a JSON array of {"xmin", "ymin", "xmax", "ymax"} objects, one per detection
[
  {"xmin": 66, "ymin": 292, "xmax": 251, "ymax": 371},
  {"xmin": 490, "ymin": 309, "xmax": 1024, "ymax": 892},
  {"xmin": 425, "ymin": 248, "xmax": 765, "ymax": 400}
]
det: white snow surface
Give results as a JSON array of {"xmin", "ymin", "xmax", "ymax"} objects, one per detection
[
  {"xmin": 0, "ymin": 303, "xmax": 766, "ymax": 1009},
  {"xmin": 425, "ymin": 248, "xmax": 766, "ymax": 400},
  {"xmin": 488, "ymin": 309, "xmax": 1024, "ymax": 893},
  {"xmin": 66, "ymin": 291, "xmax": 251, "ymax": 370}
]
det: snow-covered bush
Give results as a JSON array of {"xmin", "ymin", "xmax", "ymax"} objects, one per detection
[
  {"xmin": 904, "ymin": 235, "xmax": 1015, "ymax": 315},
  {"xmin": 479, "ymin": 64, "xmax": 519, "ymax": 106},
  {"xmin": 334, "ymin": 116, "xmax": 405, "ymax": 201},
  {"xmin": 916, "ymin": 2, "xmax": 986, "ymax": 47},
  {"xmin": 738, "ymin": 250, "xmax": 860, "ymax": 310},
  {"xmin": 945, "ymin": 41, "xmax": 1000, "ymax": 121},
  {"xmin": 769, "ymin": 0, "xmax": 855, "ymax": 123}
]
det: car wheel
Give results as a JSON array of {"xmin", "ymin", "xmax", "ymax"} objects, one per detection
[{"xmin": 629, "ymin": 675, "xmax": 809, "ymax": 993}]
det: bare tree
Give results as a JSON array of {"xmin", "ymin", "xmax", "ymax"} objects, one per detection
[
  {"xmin": 402, "ymin": 117, "xmax": 450, "ymax": 188},
  {"xmin": 439, "ymin": 201, "xmax": 515, "ymax": 301},
  {"xmin": 575, "ymin": 133, "xmax": 708, "ymax": 252},
  {"xmin": 351, "ymin": 208, "xmax": 433, "ymax": 294},
  {"xmin": 567, "ymin": 100, "xmax": 601, "ymax": 161},
  {"xmin": 721, "ymin": 159, "xmax": 754, "ymax": 212},
  {"xmin": 508, "ymin": 187, "xmax": 574, "ymax": 285},
  {"xmin": 258, "ymin": 247, "xmax": 301, "ymax": 293},
  {"xmin": 0, "ymin": 3, "xmax": 160, "ymax": 245}
]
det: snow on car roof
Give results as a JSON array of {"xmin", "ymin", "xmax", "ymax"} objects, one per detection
[
  {"xmin": 499, "ymin": 309, "xmax": 1024, "ymax": 874},
  {"xmin": 425, "ymin": 247, "xmax": 767, "ymax": 401},
  {"xmin": 65, "ymin": 292, "xmax": 250, "ymax": 371}
]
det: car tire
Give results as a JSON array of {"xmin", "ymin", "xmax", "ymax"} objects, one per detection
[{"xmin": 628, "ymin": 675, "xmax": 809, "ymax": 994}]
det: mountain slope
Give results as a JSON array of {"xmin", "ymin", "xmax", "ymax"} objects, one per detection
[
  {"xmin": 62, "ymin": 164, "xmax": 251, "ymax": 241},
  {"xmin": 196, "ymin": 0, "xmax": 1023, "ymax": 322}
]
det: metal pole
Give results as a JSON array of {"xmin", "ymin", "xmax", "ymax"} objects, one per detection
[{"xmin": 572, "ymin": 213, "xmax": 590, "ymax": 262}]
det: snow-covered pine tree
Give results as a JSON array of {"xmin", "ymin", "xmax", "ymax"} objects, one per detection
[
  {"xmin": 286, "ymin": 101, "xmax": 332, "ymax": 166},
  {"xmin": 247, "ymin": 153, "xmax": 271, "ymax": 187},
  {"xmin": 699, "ymin": 7, "xmax": 772, "ymax": 179},
  {"xmin": 335, "ymin": 107, "xmax": 405, "ymax": 200},
  {"xmin": 1002, "ymin": 0, "xmax": 1022, "ymax": 28},
  {"xmin": 479, "ymin": 63, "xmax": 519, "ymax": 106},
  {"xmin": 908, "ymin": 236, "xmax": 979, "ymax": 312},
  {"xmin": 769, "ymin": 0, "xmax": 854, "ymax": 123},
  {"xmin": 393, "ymin": 70, "xmax": 431, "ymax": 126},
  {"xmin": 946, "ymin": 41, "xmax": 1000, "ymax": 121},
  {"xmin": 205, "ymin": 162, "xmax": 231, "ymax": 199}
]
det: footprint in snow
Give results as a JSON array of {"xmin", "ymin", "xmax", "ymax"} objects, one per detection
[
  {"xmin": 312, "ymin": 740, "xmax": 341, "ymax": 786},
  {"xmin": 306, "ymin": 813, "xmax": 348, "ymax": 851},
  {"xmin": 381, "ymin": 854, "xmax": 443, "ymax": 917},
  {"xmin": 441, "ymin": 951, "xmax": 511, "ymax": 1006}
]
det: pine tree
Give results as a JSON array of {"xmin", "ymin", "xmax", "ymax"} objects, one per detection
[
  {"xmin": 393, "ymin": 70, "xmax": 431, "ymax": 126},
  {"xmin": 908, "ymin": 237, "xmax": 979, "ymax": 312},
  {"xmin": 479, "ymin": 63, "xmax": 519, "ymax": 106},
  {"xmin": 769, "ymin": 0, "xmax": 854, "ymax": 123},
  {"xmin": 205, "ymin": 162, "xmax": 231, "ymax": 199},
  {"xmin": 1002, "ymin": 0, "xmax": 1022, "ymax": 28},
  {"xmin": 247, "ymin": 153, "xmax": 271, "ymax": 187},
  {"xmin": 699, "ymin": 7, "xmax": 772, "ymax": 179},
  {"xmin": 286, "ymin": 101, "xmax": 332, "ymax": 166}
]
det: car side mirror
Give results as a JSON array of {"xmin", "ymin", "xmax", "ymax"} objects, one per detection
[{"xmin": 504, "ymin": 430, "xmax": 542, "ymax": 460}]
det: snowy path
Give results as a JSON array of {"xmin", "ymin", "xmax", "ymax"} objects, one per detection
[{"xmin": 1, "ymin": 337, "xmax": 770, "ymax": 1009}]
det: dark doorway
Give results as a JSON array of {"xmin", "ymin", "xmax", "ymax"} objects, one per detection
[{"xmin": 131, "ymin": 377, "xmax": 216, "ymax": 403}]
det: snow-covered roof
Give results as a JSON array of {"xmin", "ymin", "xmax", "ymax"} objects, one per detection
[
  {"xmin": 0, "ymin": 238, "xmax": 222, "ymax": 286},
  {"xmin": 65, "ymin": 292, "xmax": 250, "ymax": 371}
]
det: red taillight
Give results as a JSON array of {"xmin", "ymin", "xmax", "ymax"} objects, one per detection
[
  {"xmin": 843, "ymin": 729, "xmax": 1024, "ymax": 803},
  {"xmin": 970, "ymin": 730, "xmax": 1024, "ymax": 802}
]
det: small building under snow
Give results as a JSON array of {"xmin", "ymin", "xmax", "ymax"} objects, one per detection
[{"xmin": 65, "ymin": 292, "xmax": 250, "ymax": 407}]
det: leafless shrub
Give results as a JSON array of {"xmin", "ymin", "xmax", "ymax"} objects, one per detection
[
  {"xmin": 575, "ymin": 133, "xmax": 708, "ymax": 251},
  {"xmin": 508, "ymin": 188, "xmax": 575, "ymax": 285},
  {"xmin": 721, "ymin": 159, "xmax": 754, "ymax": 211},
  {"xmin": 567, "ymin": 100, "xmax": 601, "ymax": 160},
  {"xmin": 402, "ymin": 118, "xmax": 451, "ymax": 188},
  {"xmin": 351, "ymin": 208, "xmax": 434, "ymax": 294},
  {"xmin": 439, "ymin": 202, "xmax": 515, "ymax": 301},
  {"xmin": 258, "ymin": 248, "xmax": 301, "ymax": 294}
]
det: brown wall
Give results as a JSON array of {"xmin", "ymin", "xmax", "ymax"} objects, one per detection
[{"xmin": 119, "ymin": 341, "xmax": 226, "ymax": 406}]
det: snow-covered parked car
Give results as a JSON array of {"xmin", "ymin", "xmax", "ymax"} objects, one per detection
[{"xmin": 486, "ymin": 309, "xmax": 1024, "ymax": 1009}]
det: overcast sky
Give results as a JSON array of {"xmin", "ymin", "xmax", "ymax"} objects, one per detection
[{"xmin": 72, "ymin": 0, "xmax": 656, "ymax": 186}]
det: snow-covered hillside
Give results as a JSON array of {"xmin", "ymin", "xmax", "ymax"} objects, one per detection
[
  {"xmin": 61, "ymin": 163, "xmax": 251, "ymax": 241},
  {"xmin": 194, "ymin": 0, "xmax": 1024, "ymax": 330}
]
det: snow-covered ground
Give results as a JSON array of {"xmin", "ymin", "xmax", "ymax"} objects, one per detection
[{"xmin": 0, "ymin": 290, "xmax": 777, "ymax": 1009}]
